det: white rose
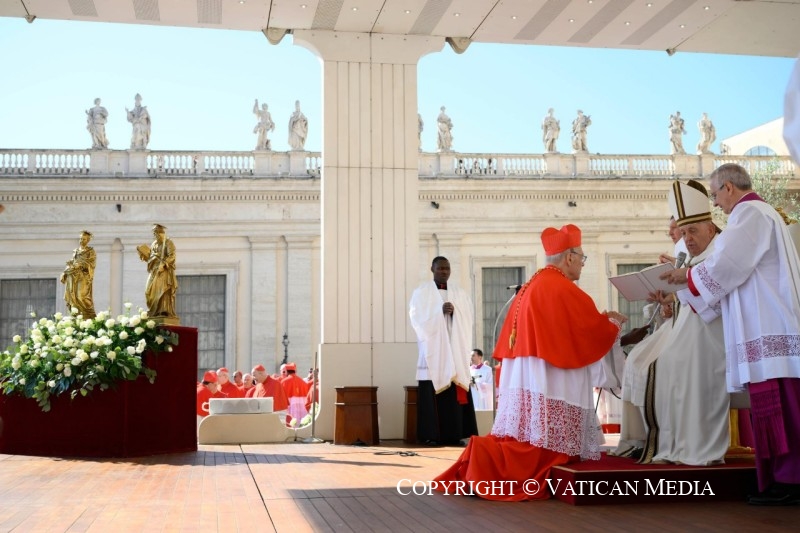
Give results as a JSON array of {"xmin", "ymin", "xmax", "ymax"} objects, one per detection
[
  {"xmin": 140, "ymin": 311, "xmax": 148, "ymax": 319},
  {"xmin": 97, "ymin": 311, "xmax": 108, "ymax": 321},
  {"xmin": 19, "ymin": 377, "xmax": 26, "ymax": 385},
  {"xmin": 64, "ymin": 366, "xmax": 72, "ymax": 377},
  {"xmin": 52, "ymin": 335, "xmax": 63, "ymax": 344},
  {"xmin": 70, "ymin": 307, "xmax": 78, "ymax": 315},
  {"xmin": 20, "ymin": 345, "xmax": 29, "ymax": 354},
  {"xmin": 29, "ymin": 359, "xmax": 39, "ymax": 368},
  {"xmin": 64, "ymin": 327, "xmax": 74, "ymax": 336},
  {"xmin": 105, "ymin": 319, "xmax": 115, "ymax": 329},
  {"xmin": 69, "ymin": 347, "xmax": 77, "ymax": 355},
  {"xmin": 54, "ymin": 312, "xmax": 63, "ymax": 320},
  {"xmin": 90, "ymin": 351, "xmax": 99, "ymax": 359},
  {"xmin": 108, "ymin": 352, "xmax": 116, "ymax": 361},
  {"xmin": 12, "ymin": 334, "xmax": 21, "ymax": 343},
  {"xmin": 11, "ymin": 358, "xmax": 21, "ymax": 370},
  {"xmin": 56, "ymin": 363, "xmax": 64, "ymax": 371},
  {"xmin": 129, "ymin": 316, "xmax": 141, "ymax": 327},
  {"xmin": 167, "ymin": 346, "xmax": 173, "ymax": 352},
  {"xmin": 134, "ymin": 327, "xmax": 144, "ymax": 335},
  {"xmin": 63, "ymin": 337, "xmax": 74, "ymax": 348},
  {"xmin": 119, "ymin": 331, "xmax": 129, "ymax": 340},
  {"xmin": 30, "ymin": 311, "xmax": 37, "ymax": 317},
  {"xmin": 146, "ymin": 320, "xmax": 156, "ymax": 329},
  {"xmin": 48, "ymin": 380, "xmax": 56, "ymax": 388},
  {"xmin": 80, "ymin": 352, "xmax": 90, "ymax": 362},
  {"xmin": 95, "ymin": 337, "xmax": 105, "ymax": 347},
  {"xmin": 119, "ymin": 316, "xmax": 129, "ymax": 326},
  {"xmin": 126, "ymin": 346, "xmax": 136, "ymax": 355},
  {"xmin": 38, "ymin": 318, "xmax": 47, "ymax": 325},
  {"xmin": 124, "ymin": 302, "xmax": 132, "ymax": 310},
  {"xmin": 105, "ymin": 337, "xmax": 114, "ymax": 346},
  {"xmin": 155, "ymin": 335, "xmax": 164, "ymax": 345},
  {"xmin": 72, "ymin": 356, "xmax": 82, "ymax": 366}
]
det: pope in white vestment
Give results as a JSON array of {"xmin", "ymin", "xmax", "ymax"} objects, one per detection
[
  {"xmin": 614, "ymin": 229, "xmax": 688, "ymax": 457},
  {"xmin": 616, "ymin": 182, "xmax": 730, "ymax": 465},
  {"xmin": 648, "ymin": 229, "xmax": 728, "ymax": 465}
]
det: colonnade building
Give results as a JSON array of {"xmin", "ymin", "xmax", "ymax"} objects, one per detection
[
  {"xmin": 2, "ymin": 0, "xmax": 799, "ymax": 440},
  {"xmin": 2, "ymin": 143, "xmax": 794, "ymax": 439}
]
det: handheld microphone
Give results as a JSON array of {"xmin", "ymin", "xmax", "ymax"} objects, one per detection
[
  {"xmin": 675, "ymin": 251, "xmax": 687, "ymax": 268},
  {"xmin": 507, "ymin": 284, "xmax": 522, "ymax": 291}
]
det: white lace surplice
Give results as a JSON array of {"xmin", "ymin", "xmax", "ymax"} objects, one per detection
[{"xmin": 491, "ymin": 345, "xmax": 623, "ymax": 461}]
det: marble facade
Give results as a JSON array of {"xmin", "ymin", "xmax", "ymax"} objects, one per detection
[{"xmin": 0, "ymin": 147, "xmax": 795, "ymax": 440}]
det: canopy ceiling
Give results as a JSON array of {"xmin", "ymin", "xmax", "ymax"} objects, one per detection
[{"xmin": 2, "ymin": 0, "xmax": 799, "ymax": 57}]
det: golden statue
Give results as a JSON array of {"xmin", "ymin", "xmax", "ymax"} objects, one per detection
[
  {"xmin": 138, "ymin": 224, "xmax": 179, "ymax": 325},
  {"xmin": 60, "ymin": 230, "xmax": 96, "ymax": 318}
]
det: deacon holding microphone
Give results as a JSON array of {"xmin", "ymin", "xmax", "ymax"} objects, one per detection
[{"xmin": 409, "ymin": 256, "xmax": 478, "ymax": 446}]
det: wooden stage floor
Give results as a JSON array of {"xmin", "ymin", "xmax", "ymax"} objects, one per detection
[{"xmin": 0, "ymin": 440, "xmax": 796, "ymax": 532}]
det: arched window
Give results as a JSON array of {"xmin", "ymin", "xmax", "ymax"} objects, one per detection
[{"xmin": 743, "ymin": 145, "xmax": 777, "ymax": 157}]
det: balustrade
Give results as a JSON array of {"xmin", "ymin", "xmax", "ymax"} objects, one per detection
[{"xmin": 0, "ymin": 148, "xmax": 795, "ymax": 180}]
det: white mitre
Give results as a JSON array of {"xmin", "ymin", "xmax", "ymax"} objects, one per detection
[{"xmin": 668, "ymin": 180, "xmax": 712, "ymax": 227}]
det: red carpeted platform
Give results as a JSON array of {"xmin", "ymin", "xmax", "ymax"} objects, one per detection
[
  {"xmin": 0, "ymin": 325, "xmax": 198, "ymax": 458},
  {"xmin": 550, "ymin": 453, "xmax": 757, "ymax": 505}
]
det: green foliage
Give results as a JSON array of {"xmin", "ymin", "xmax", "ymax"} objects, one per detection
[
  {"xmin": 751, "ymin": 159, "xmax": 800, "ymax": 222},
  {"xmin": 712, "ymin": 159, "xmax": 799, "ymax": 228},
  {"xmin": 0, "ymin": 305, "xmax": 178, "ymax": 412}
]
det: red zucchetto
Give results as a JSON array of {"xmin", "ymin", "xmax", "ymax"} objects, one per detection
[{"xmin": 540, "ymin": 224, "xmax": 581, "ymax": 255}]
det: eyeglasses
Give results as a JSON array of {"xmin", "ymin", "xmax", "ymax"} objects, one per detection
[
  {"xmin": 710, "ymin": 182, "xmax": 725, "ymax": 201},
  {"xmin": 569, "ymin": 249, "xmax": 588, "ymax": 265}
]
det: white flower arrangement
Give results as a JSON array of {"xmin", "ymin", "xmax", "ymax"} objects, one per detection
[{"xmin": 0, "ymin": 306, "xmax": 178, "ymax": 412}]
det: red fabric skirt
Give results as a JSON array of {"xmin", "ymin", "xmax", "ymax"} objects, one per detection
[{"xmin": 433, "ymin": 434, "xmax": 573, "ymax": 501}]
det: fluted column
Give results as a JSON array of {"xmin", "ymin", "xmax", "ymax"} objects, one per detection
[{"xmin": 293, "ymin": 31, "xmax": 444, "ymax": 439}]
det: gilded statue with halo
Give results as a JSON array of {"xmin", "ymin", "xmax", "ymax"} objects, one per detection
[
  {"xmin": 138, "ymin": 224, "xmax": 180, "ymax": 325},
  {"xmin": 60, "ymin": 230, "xmax": 97, "ymax": 318}
]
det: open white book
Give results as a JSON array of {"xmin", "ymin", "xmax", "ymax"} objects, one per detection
[{"xmin": 609, "ymin": 262, "xmax": 687, "ymax": 302}]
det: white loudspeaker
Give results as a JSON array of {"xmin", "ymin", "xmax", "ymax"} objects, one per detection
[{"xmin": 208, "ymin": 397, "xmax": 274, "ymax": 415}]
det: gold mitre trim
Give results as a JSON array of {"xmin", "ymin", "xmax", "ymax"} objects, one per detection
[{"xmin": 668, "ymin": 180, "xmax": 712, "ymax": 227}]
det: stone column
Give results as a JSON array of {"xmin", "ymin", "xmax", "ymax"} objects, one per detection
[
  {"xmin": 292, "ymin": 31, "xmax": 444, "ymax": 439},
  {"xmin": 249, "ymin": 237, "xmax": 278, "ymax": 373},
  {"xmin": 286, "ymin": 235, "xmax": 315, "ymax": 374}
]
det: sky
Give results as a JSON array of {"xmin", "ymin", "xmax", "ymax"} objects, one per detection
[{"xmin": 0, "ymin": 17, "xmax": 796, "ymax": 155}]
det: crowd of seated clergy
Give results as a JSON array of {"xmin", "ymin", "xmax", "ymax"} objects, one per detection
[{"xmin": 196, "ymin": 363, "xmax": 319, "ymax": 428}]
